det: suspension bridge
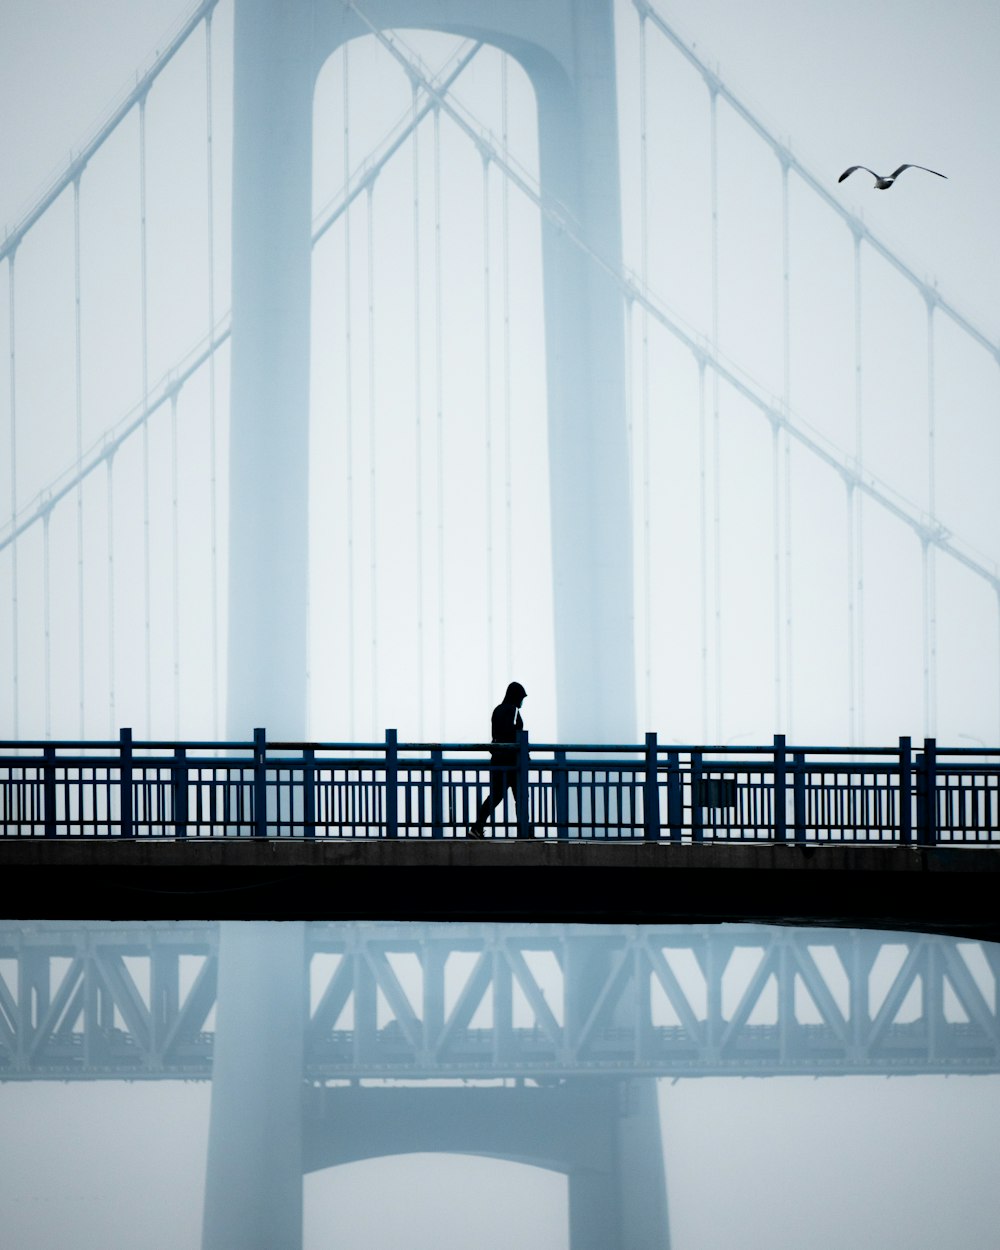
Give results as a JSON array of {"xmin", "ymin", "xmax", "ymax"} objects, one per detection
[{"xmin": 2, "ymin": 4, "xmax": 999, "ymax": 1247}]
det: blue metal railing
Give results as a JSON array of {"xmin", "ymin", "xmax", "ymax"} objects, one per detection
[{"xmin": 1, "ymin": 730, "xmax": 999, "ymax": 840}]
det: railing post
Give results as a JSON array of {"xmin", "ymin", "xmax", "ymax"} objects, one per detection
[
  {"xmin": 643, "ymin": 732, "xmax": 661, "ymax": 840},
  {"xmin": 385, "ymin": 730, "xmax": 398, "ymax": 838},
  {"xmin": 666, "ymin": 750, "xmax": 683, "ymax": 841},
  {"xmin": 917, "ymin": 737, "xmax": 937, "ymax": 846},
  {"xmin": 554, "ymin": 748, "xmax": 569, "ymax": 839},
  {"xmin": 792, "ymin": 750, "xmax": 806, "ymax": 842},
  {"xmin": 516, "ymin": 729, "xmax": 531, "ymax": 839},
  {"xmin": 119, "ymin": 727, "xmax": 134, "ymax": 838},
  {"xmin": 773, "ymin": 734, "xmax": 787, "ymax": 842},
  {"xmin": 430, "ymin": 746, "xmax": 444, "ymax": 838},
  {"xmin": 898, "ymin": 736, "xmax": 912, "ymax": 844},
  {"xmin": 690, "ymin": 750, "xmax": 704, "ymax": 843},
  {"xmin": 172, "ymin": 746, "xmax": 188, "ymax": 837},
  {"xmin": 303, "ymin": 746, "xmax": 316, "ymax": 837},
  {"xmin": 43, "ymin": 745, "xmax": 57, "ymax": 837},
  {"xmin": 253, "ymin": 728, "xmax": 267, "ymax": 837}
]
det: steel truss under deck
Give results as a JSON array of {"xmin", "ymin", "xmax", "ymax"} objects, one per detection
[{"xmin": 1, "ymin": 921, "xmax": 997, "ymax": 1080}]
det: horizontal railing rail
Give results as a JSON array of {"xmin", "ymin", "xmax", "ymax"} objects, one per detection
[{"xmin": 1, "ymin": 729, "xmax": 999, "ymax": 840}]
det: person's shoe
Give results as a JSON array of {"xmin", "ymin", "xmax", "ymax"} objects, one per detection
[{"xmin": 467, "ymin": 825, "xmax": 485, "ymax": 839}]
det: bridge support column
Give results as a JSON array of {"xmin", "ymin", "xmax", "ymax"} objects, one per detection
[
  {"xmin": 532, "ymin": 0, "xmax": 637, "ymax": 743},
  {"xmin": 201, "ymin": 922, "xmax": 307, "ymax": 1250},
  {"xmin": 226, "ymin": 0, "xmax": 315, "ymax": 739}
]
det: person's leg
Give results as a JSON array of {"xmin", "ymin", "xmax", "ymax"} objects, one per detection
[{"xmin": 469, "ymin": 766, "xmax": 507, "ymax": 835}]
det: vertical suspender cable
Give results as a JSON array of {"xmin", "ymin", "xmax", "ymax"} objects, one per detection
[
  {"xmin": 638, "ymin": 12, "xmax": 652, "ymax": 728},
  {"xmin": 784, "ymin": 413, "xmax": 794, "ymax": 738},
  {"xmin": 344, "ymin": 48, "xmax": 356, "ymax": 735},
  {"xmin": 366, "ymin": 183, "xmax": 379, "ymax": 731},
  {"xmin": 412, "ymin": 81, "xmax": 425, "ymax": 735},
  {"xmin": 74, "ymin": 176, "xmax": 86, "ymax": 736},
  {"xmin": 8, "ymin": 251, "xmax": 18, "ymax": 736},
  {"xmin": 433, "ymin": 103, "xmax": 446, "ymax": 731},
  {"xmin": 138, "ymin": 95, "xmax": 152, "ymax": 735},
  {"xmin": 709, "ymin": 84, "xmax": 722, "ymax": 740},
  {"xmin": 482, "ymin": 151, "xmax": 494, "ymax": 702},
  {"xmin": 170, "ymin": 391, "xmax": 181, "ymax": 736},
  {"xmin": 854, "ymin": 230, "xmax": 866, "ymax": 742},
  {"xmin": 996, "ymin": 587, "xmax": 1000, "ymax": 746},
  {"xmin": 924, "ymin": 296, "xmax": 938, "ymax": 736},
  {"xmin": 106, "ymin": 454, "xmax": 116, "ymax": 733},
  {"xmin": 204, "ymin": 11, "xmax": 220, "ymax": 736},
  {"xmin": 846, "ymin": 479, "xmax": 857, "ymax": 745},
  {"xmin": 500, "ymin": 55, "xmax": 513, "ymax": 679},
  {"xmin": 43, "ymin": 511, "xmax": 51, "ymax": 736},
  {"xmin": 775, "ymin": 158, "xmax": 790, "ymax": 732},
  {"xmin": 698, "ymin": 358, "xmax": 709, "ymax": 739}
]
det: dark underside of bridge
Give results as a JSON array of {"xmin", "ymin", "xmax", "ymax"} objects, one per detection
[{"xmin": 1, "ymin": 841, "xmax": 998, "ymax": 942}]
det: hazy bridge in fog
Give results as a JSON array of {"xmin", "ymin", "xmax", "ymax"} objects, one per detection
[{"xmin": 4, "ymin": 2, "xmax": 1000, "ymax": 1248}]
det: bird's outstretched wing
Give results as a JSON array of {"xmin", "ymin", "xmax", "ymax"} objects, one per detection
[
  {"xmin": 838, "ymin": 166, "xmax": 879, "ymax": 183},
  {"xmin": 890, "ymin": 164, "xmax": 947, "ymax": 180}
]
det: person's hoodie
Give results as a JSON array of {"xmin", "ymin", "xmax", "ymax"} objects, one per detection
[{"xmin": 490, "ymin": 681, "xmax": 526, "ymax": 763}]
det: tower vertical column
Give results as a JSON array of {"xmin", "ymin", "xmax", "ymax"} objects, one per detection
[
  {"xmin": 226, "ymin": 0, "xmax": 315, "ymax": 740},
  {"xmin": 201, "ymin": 922, "xmax": 308, "ymax": 1250},
  {"xmin": 616, "ymin": 1078, "xmax": 671, "ymax": 1250},
  {"xmin": 532, "ymin": 0, "xmax": 636, "ymax": 743}
]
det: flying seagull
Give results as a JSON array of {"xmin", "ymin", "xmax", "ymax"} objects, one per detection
[{"xmin": 838, "ymin": 164, "xmax": 947, "ymax": 190}]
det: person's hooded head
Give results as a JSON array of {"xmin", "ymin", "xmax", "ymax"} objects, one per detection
[{"xmin": 504, "ymin": 681, "xmax": 527, "ymax": 708}]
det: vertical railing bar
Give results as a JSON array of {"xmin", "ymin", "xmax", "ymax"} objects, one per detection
[
  {"xmin": 792, "ymin": 750, "xmax": 806, "ymax": 842},
  {"xmin": 773, "ymin": 734, "xmax": 787, "ymax": 842},
  {"xmin": 43, "ymin": 746, "xmax": 57, "ymax": 837},
  {"xmin": 431, "ymin": 746, "xmax": 444, "ymax": 839},
  {"xmin": 303, "ymin": 747, "xmax": 316, "ymax": 837},
  {"xmin": 516, "ymin": 729, "xmax": 530, "ymax": 839},
  {"xmin": 253, "ymin": 728, "xmax": 267, "ymax": 837},
  {"xmin": 119, "ymin": 728, "xmax": 133, "ymax": 838},
  {"xmin": 691, "ymin": 750, "xmax": 703, "ymax": 843},
  {"xmin": 384, "ymin": 731, "xmax": 398, "ymax": 838},
  {"xmin": 644, "ymin": 732, "xmax": 660, "ymax": 840},
  {"xmin": 172, "ymin": 746, "xmax": 188, "ymax": 837}
]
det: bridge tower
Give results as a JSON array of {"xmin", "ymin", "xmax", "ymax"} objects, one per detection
[
  {"xmin": 202, "ymin": 923, "xmax": 670, "ymax": 1250},
  {"xmin": 224, "ymin": 0, "xmax": 637, "ymax": 745},
  {"xmin": 213, "ymin": 0, "xmax": 655, "ymax": 1245}
]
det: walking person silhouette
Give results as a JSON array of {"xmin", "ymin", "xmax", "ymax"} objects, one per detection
[{"xmin": 468, "ymin": 681, "xmax": 530, "ymax": 838}]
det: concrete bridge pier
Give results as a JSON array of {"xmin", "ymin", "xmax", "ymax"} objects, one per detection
[{"xmin": 201, "ymin": 922, "xmax": 308, "ymax": 1250}]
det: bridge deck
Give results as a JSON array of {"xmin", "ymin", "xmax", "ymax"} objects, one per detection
[{"xmin": 2, "ymin": 838, "xmax": 998, "ymax": 942}]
